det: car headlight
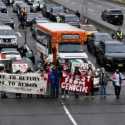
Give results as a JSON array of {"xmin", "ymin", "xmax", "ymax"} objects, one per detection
[{"xmin": 11, "ymin": 39, "xmax": 17, "ymax": 44}]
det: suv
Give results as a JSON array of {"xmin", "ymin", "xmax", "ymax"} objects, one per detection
[
  {"xmin": 0, "ymin": 13, "xmax": 15, "ymax": 28},
  {"xmin": 87, "ymin": 32, "xmax": 112, "ymax": 55},
  {"xmin": 101, "ymin": 9, "xmax": 124, "ymax": 25},
  {"xmin": 96, "ymin": 40, "xmax": 125, "ymax": 71},
  {"xmin": 0, "ymin": 2, "xmax": 7, "ymax": 13},
  {"xmin": 0, "ymin": 25, "xmax": 17, "ymax": 47},
  {"xmin": 48, "ymin": 5, "xmax": 64, "ymax": 21},
  {"xmin": 42, "ymin": 3, "xmax": 57, "ymax": 17},
  {"xmin": 59, "ymin": 13, "xmax": 80, "ymax": 27}
]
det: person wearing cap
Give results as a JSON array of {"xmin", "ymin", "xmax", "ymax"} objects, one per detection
[{"xmin": 111, "ymin": 69, "xmax": 125, "ymax": 99}]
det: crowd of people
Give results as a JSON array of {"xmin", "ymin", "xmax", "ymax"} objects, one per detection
[{"xmin": 39, "ymin": 60, "xmax": 125, "ymax": 100}]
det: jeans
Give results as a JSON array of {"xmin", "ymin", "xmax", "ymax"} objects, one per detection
[
  {"xmin": 100, "ymin": 85, "xmax": 106, "ymax": 96},
  {"xmin": 114, "ymin": 85, "xmax": 121, "ymax": 99},
  {"xmin": 51, "ymin": 84, "xmax": 59, "ymax": 98}
]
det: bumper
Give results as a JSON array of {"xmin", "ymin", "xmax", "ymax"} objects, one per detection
[{"xmin": 0, "ymin": 44, "xmax": 17, "ymax": 48}]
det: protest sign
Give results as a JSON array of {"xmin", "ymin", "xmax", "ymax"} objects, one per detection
[
  {"xmin": 61, "ymin": 75, "xmax": 89, "ymax": 93},
  {"xmin": 0, "ymin": 73, "xmax": 47, "ymax": 95}
]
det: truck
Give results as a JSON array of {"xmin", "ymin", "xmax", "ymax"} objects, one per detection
[{"xmin": 32, "ymin": 22, "xmax": 87, "ymax": 63}]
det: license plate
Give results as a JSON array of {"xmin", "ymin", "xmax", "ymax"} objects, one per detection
[{"xmin": 118, "ymin": 64, "xmax": 123, "ymax": 67}]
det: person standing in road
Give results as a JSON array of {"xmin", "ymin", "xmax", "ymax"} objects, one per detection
[
  {"xmin": 49, "ymin": 65, "xmax": 59, "ymax": 98},
  {"xmin": 99, "ymin": 67, "xmax": 108, "ymax": 98},
  {"xmin": 75, "ymin": 10, "xmax": 80, "ymax": 18},
  {"xmin": 111, "ymin": 69, "xmax": 124, "ymax": 99},
  {"xmin": 0, "ymin": 65, "xmax": 8, "ymax": 99}
]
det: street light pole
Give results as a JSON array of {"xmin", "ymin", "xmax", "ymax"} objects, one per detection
[{"xmin": 81, "ymin": 0, "xmax": 88, "ymax": 23}]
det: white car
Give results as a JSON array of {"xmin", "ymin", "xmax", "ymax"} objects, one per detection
[
  {"xmin": 0, "ymin": 25, "xmax": 17, "ymax": 47},
  {"xmin": 1, "ymin": 48, "xmax": 22, "ymax": 60}
]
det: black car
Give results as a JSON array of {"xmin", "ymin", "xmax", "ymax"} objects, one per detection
[
  {"xmin": 87, "ymin": 32, "xmax": 112, "ymax": 55},
  {"xmin": 101, "ymin": 9, "xmax": 124, "ymax": 25},
  {"xmin": 48, "ymin": 5, "xmax": 64, "ymax": 21},
  {"xmin": 0, "ymin": 2, "xmax": 7, "ymax": 13},
  {"xmin": 58, "ymin": 13, "xmax": 80, "ymax": 27},
  {"xmin": 26, "ymin": 13, "xmax": 43, "ymax": 26},
  {"xmin": 0, "ymin": 13, "xmax": 15, "ymax": 28},
  {"xmin": 42, "ymin": 3, "xmax": 57, "ymax": 17},
  {"xmin": 96, "ymin": 40, "xmax": 125, "ymax": 71}
]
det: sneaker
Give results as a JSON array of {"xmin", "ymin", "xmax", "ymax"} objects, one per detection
[
  {"xmin": 66, "ymin": 95, "xmax": 69, "ymax": 99},
  {"xmin": 61, "ymin": 95, "xmax": 65, "ymax": 99}
]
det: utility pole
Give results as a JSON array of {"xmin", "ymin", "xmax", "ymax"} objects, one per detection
[{"xmin": 81, "ymin": 0, "xmax": 88, "ymax": 23}]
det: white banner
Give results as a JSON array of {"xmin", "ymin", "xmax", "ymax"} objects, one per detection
[{"xmin": 0, "ymin": 73, "xmax": 47, "ymax": 95}]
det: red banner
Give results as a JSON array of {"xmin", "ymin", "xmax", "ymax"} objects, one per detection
[{"xmin": 61, "ymin": 72, "xmax": 92, "ymax": 93}]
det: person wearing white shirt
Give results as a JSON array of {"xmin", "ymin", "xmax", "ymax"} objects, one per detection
[{"xmin": 111, "ymin": 69, "xmax": 125, "ymax": 99}]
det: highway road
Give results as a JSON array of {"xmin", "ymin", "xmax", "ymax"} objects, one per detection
[
  {"xmin": 54, "ymin": 0, "xmax": 125, "ymax": 33},
  {"xmin": 3, "ymin": 1, "xmax": 125, "ymax": 125}
]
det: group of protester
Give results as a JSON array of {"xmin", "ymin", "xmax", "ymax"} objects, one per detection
[
  {"xmin": 0, "ymin": 56, "xmax": 124, "ymax": 100},
  {"xmin": 42, "ymin": 60, "xmax": 125, "ymax": 100}
]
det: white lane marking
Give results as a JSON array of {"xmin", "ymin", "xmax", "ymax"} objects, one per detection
[{"xmin": 61, "ymin": 101, "xmax": 78, "ymax": 125}]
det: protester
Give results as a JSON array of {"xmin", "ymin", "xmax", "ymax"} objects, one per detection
[
  {"xmin": 99, "ymin": 67, "xmax": 108, "ymax": 98},
  {"xmin": 19, "ymin": 7, "xmax": 27, "ymax": 29},
  {"xmin": 15, "ymin": 70, "xmax": 22, "ymax": 98},
  {"xmin": 87, "ymin": 64, "xmax": 94, "ymax": 96},
  {"xmin": 61, "ymin": 65, "xmax": 70, "ymax": 99},
  {"xmin": 111, "ymin": 69, "xmax": 124, "ymax": 99},
  {"xmin": 27, "ymin": 68, "xmax": 33, "ymax": 98},
  {"xmin": 115, "ymin": 28, "xmax": 124, "ymax": 41},
  {"xmin": 49, "ymin": 65, "xmax": 59, "ymax": 98},
  {"xmin": 56, "ymin": 15, "xmax": 62, "ymax": 23},
  {"xmin": 0, "ymin": 64, "xmax": 8, "ymax": 99},
  {"xmin": 73, "ymin": 67, "xmax": 81, "ymax": 99},
  {"xmin": 75, "ymin": 10, "xmax": 80, "ymax": 18}
]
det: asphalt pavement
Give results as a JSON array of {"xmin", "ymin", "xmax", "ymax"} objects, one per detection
[{"xmin": 4, "ymin": 2, "xmax": 125, "ymax": 125}]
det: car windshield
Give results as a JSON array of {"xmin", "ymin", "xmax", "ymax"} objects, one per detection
[
  {"xmin": 95, "ymin": 34, "xmax": 112, "ymax": 42},
  {"xmin": 110, "ymin": 10, "xmax": 122, "ymax": 14},
  {"xmin": 65, "ymin": 16, "xmax": 79, "ymax": 22},
  {"xmin": 59, "ymin": 43, "xmax": 83, "ymax": 53},
  {"xmin": 1, "ymin": 48, "xmax": 17, "ymax": 52},
  {"xmin": 106, "ymin": 44, "xmax": 125, "ymax": 53}
]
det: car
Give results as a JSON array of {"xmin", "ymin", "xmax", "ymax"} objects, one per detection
[
  {"xmin": 101, "ymin": 9, "xmax": 124, "ymax": 25},
  {"xmin": 87, "ymin": 32, "xmax": 112, "ymax": 55},
  {"xmin": 80, "ymin": 24, "xmax": 97, "ymax": 37},
  {"xmin": 26, "ymin": 13, "xmax": 43, "ymax": 26},
  {"xmin": 30, "ymin": 0, "xmax": 45, "ymax": 12},
  {"xmin": 0, "ymin": 13, "xmax": 15, "ymax": 28},
  {"xmin": 42, "ymin": 3, "xmax": 57, "ymax": 17},
  {"xmin": 12, "ymin": 1, "xmax": 25, "ymax": 12},
  {"xmin": 0, "ymin": 48, "xmax": 22, "ymax": 60},
  {"xmin": 96, "ymin": 40, "xmax": 125, "ymax": 71},
  {"xmin": 58, "ymin": 13, "xmax": 80, "ymax": 27},
  {"xmin": 0, "ymin": 2, "xmax": 7, "ymax": 13},
  {"xmin": 48, "ymin": 5, "xmax": 65, "ymax": 21},
  {"xmin": 0, "ymin": 25, "xmax": 17, "ymax": 47},
  {"xmin": 31, "ymin": 17, "xmax": 49, "ymax": 31},
  {"xmin": 3, "ymin": 0, "xmax": 14, "ymax": 6}
]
